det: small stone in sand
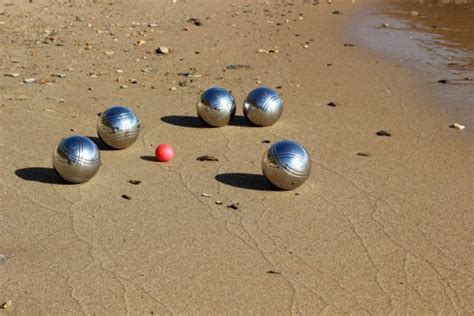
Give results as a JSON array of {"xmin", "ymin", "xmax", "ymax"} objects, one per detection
[
  {"xmin": 327, "ymin": 101, "xmax": 337, "ymax": 107},
  {"xmin": 1, "ymin": 301, "xmax": 12, "ymax": 309},
  {"xmin": 376, "ymin": 130, "xmax": 391, "ymax": 137},
  {"xmin": 197, "ymin": 155, "xmax": 219, "ymax": 162},
  {"xmin": 0, "ymin": 254, "xmax": 6, "ymax": 263},
  {"xmin": 357, "ymin": 152, "xmax": 371, "ymax": 157},
  {"xmin": 128, "ymin": 180, "xmax": 142, "ymax": 185},
  {"xmin": 156, "ymin": 47, "xmax": 170, "ymax": 54},
  {"xmin": 121, "ymin": 194, "xmax": 131, "ymax": 200},
  {"xmin": 215, "ymin": 201, "xmax": 223, "ymax": 205},
  {"xmin": 449, "ymin": 123, "xmax": 465, "ymax": 130},
  {"xmin": 332, "ymin": 10, "xmax": 342, "ymax": 15},
  {"xmin": 4, "ymin": 73, "xmax": 20, "ymax": 78},
  {"xmin": 382, "ymin": 23, "xmax": 390, "ymax": 28},
  {"xmin": 262, "ymin": 140, "xmax": 271, "ymax": 144},
  {"xmin": 344, "ymin": 43, "xmax": 355, "ymax": 47},
  {"xmin": 23, "ymin": 78, "xmax": 36, "ymax": 83},
  {"xmin": 120, "ymin": 85, "xmax": 128, "ymax": 89},
  {"xmin": 438, "ymin": 79, "xmax": 448, "ymax": 84},
  {"xmin": 410, "ymin": 10, "xmax": 419, "ymax": 17},
  {"xmin": 267, "ymin": 270, "xmax": 281, "ymax": 274},
  {"xmin": 226, "ymin": 64, "xmax": 252, "ymax": 70},
  {"xmin": 201, "ymin": 193, "xmax": 212, "ymax": 197},
  {"xmin": 227, "ymin": 203, "xmax": 240, "ymax": 210}
]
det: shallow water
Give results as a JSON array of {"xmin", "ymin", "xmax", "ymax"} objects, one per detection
[{"xmin": 351, "ymin": 0, "xmax": 474, "ymax": 129}]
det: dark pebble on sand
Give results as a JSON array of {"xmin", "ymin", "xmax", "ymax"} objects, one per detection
[
  {"xmin": 438, "ymin": 79, "xmax": 448, "ymax": 84},
  {"xmin": 327, "ymin": 101, "xmax": 337, "ymax": 107},
  {"xmin": 376, "ymin": 130, "xmax": 391, "ymax": 137},
  {"xmin": 128, "ymin": 180, "xmax": 142, "ymax": 185},
  {"xmin": 227, "ymin": 203, "xmax": 240, "ymax": 210},
  {"xmin": 267, "ymin": 270, "xmax": 282, "ymax": 274},
  {"xmin": 121, "ymin": 194, "xmax": 131, "ymax": 200},
  {"xmin": 357, "ymin": 152, "xmax": 370, "ymax": 157},
  {"xmin": 197, "ymin": 155, "xmax": 219, "ymax": 161},
  {"xmin": 262, "ymin": 140, "xmax": 271, "ymax": 143}
]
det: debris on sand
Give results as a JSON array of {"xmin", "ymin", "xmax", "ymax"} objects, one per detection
[
  {"xmin": 376, "ymin": 130, "xmax": 391, "ymax": 137},
  {"xmin": 128, "ymin": 180, "xmax": 142, "ymax": 185},
  {"xmin": 226, "ymin": 64, "xmax": 252, "ymax": 70},
  {"xmin": 1, "ymin": 301, "xmax": 12, "ymax": 309},
  {"xmin": 121, "ymin": 194, "xmax": 132, "ymax": 200},
  {"xmin": 227, "ymin": 203, "xmax": 240, "ymax": 210},
  {"xmin": 357, "ymin": 152, "xmax": 370, "ymax": 157},
  {"xmin": 327, "ymin": 101, "xmax": 337, "ymax": 107},
  {"xmin": 156, "ymin": 47, "xmax": 170, "ymax": 54},
  {"xmin": 196, "ymin": 155, "xmax": 219, "ymax": 162},
  {"xmin": 449, "ymin": 123, "xmax": 465, "ymax": 130}
]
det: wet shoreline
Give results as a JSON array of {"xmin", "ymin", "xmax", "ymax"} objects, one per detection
[{"xmin": 349, "ymin": 0, "xmax": 474, "ymax": 129}]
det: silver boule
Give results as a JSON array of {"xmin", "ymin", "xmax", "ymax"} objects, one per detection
[
  {"xmin": 262, "ymin": 140, "xmax": 311, "ymax": 190},
  {"xmin": 52, "ymin": 135, "xmax": 101, "ymax": 183},
  {"xmin": 197, "ymin": 87, "xmax": 236, "ymax": 127},
  {"xmin": 97, "ymin": 106, "xmax": 140, "ymax": 149},
  {"xmin": 244, "ymin": 87, "xmax": 283, "ymax": 126}
]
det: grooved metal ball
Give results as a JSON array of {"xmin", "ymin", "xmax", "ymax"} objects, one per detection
[
  {"xmin": 52, "ymin": 135, "xmax": 101, "ymax": 184},
  {"xmin": 244, "ymin": 87, "xmax": 283, "ymax": 126},
  {"xmin": 262, "ymin": 140, "xmax": 311, "ymax": 190},
  {"xmin": 197, "ymin": 87, "xmax": 236, "ymax": 127},
  {"xmin": 97, "ymin": 106, "xmax": 140, "ymax": 149}
]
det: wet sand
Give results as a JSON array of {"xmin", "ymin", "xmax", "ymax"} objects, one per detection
[
  {"xmin": 350, "ymin": 0, "xmax": 474, "ymax": 128},
  {"xmin": 1, "ymin": 0, "xmax": 473, "ymax": 314}
]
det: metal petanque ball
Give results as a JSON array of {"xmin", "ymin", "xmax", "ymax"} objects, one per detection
[
  {"xmin": 197, "ymin": 87, "xmax": 236, "ymax": 127},
  {"xmin": 97, "ymin": 106, "xmax": 140, "ymax": 149},
  {"xmin": 52, "ymin": 135, "xmax": 101, "ymax": 184},
  {"xmin": 244, "ymin": 87, "xmax": 283, "ymax": 126},
  {"xmin": 262, "ymin": 140, "xmax": 311, "ymax": 190}
]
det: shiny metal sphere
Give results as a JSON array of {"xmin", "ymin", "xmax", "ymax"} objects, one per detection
[
  {"xmin": 244, "ymin": 87, "xmax": 283, "ymax": 126},
  {"xmin": 197, "ymin": 87, "xmax": 236, "ymax": 127},
  {"xmin": 262, "ymin": 140, "xmax": 311, "ymax": 190},
  {"xmin": 97, "ymin": 106, "xmax": 140, "ymax": 149},
  {"xmin": 52, "ymin": 135, "xmax": 101, "ymax": 184}
]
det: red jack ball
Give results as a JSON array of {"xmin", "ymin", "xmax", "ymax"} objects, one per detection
[{"xmin": 155, "ymin": 144, "xmax": 174, "ymax": 162}]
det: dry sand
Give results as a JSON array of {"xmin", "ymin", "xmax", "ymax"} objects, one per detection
[{"xmin": 1, "ymin": 0, "xmax": 473, "ymax": 314}]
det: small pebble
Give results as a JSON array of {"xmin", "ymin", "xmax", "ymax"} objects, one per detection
[
  {"xmin": 376, "ymin": 130, "xmax": 391, "ymax": 137},
  {"xmin": 128, "ymin": 180, "xmax": 142, "ymax": 185},
  {"xmin": 156, "ymin": 47, "xmax": 170, "ymax": 54},
  {"xmin": 121, "ymin": 194, "xmax": 131, "ymax": 200},
  {"xmin": 327, "ymin": 101, "xmax": 337, "ymax": 107},
  {"xmin": 201, "ymin": 193, "xmax": 212, "ymax": 197},
  {"xmin": 197, "ymin": 155, "xmax": 219, "ymax": 161},
  {"xmin": 1, "ymin": 301, "xmax": 12, "ymax": 309},
  {"xmin": 410, "ymin": 10, "xmax": 419, "ymax": 17},
  {"xmin": 120, "ymin": 85, "xmax": 128, "ymax": 89},
  {"xmin": 382, "ymin": 23, "xmax": 390, "ymax": 28},
  {"xmin": 23, "ymin": 78, "xmax": 36, "ymax": 83},
  {"xmin": 449, "ymin": 123, "xmax": 465, "ymax": 130},
  {"xmin": 357, "ymin": 152, "xmax": 370, "ymax": 157},
  {"xmin": 215, "ymin": 201, "xmax": 223, "ymax": 205},
  {"xmin": 262, "ymin": 140, "xmax": 271, "ymax": 144},
  {"xmin": 0, "ymin": 254, "xmax": 6, "ymax": 263},
  {"xmin": 227, "ymin": 203, "xmax": 240, "ymax": 210},
  {"xmin": 4, "ymin": 73, "xmax": 20, "ymax": 78},
  {"xmin": 438, "ymin": 79, "xmax": 448, "ymax": 84}
]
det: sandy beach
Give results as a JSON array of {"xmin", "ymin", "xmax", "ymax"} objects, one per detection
[{"xmin": 1, "ymin": 0, "xmax": 473, "ymax": 314}]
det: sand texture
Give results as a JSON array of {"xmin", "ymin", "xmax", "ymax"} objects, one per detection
[{"xmin": 0, "ymin": 0, "xmax": 473, "ymax": 314}]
